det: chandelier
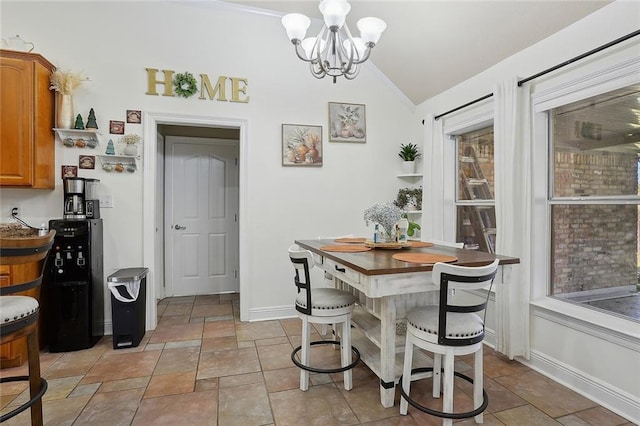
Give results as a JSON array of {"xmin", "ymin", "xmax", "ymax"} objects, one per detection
[{"xmin": 281, "ymin": 0, "xmax": 386, "ymax": 83}]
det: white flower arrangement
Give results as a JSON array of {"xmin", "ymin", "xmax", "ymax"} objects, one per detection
[
  {"xmin": 121, "ymin": 134, "xmax": 142, "ymax": 145},
  {"xmin": 363, "ymin": 202, "xmax": 403, "ymax": 239}
]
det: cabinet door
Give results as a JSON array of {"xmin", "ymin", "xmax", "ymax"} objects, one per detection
[{"xmin": 0, "ymin": 56, "xmax": 35, "ymax": 186}]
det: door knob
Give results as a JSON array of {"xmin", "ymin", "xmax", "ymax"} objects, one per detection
[{"xmin": 174, "ymin": 224, "xmax": 186, "ymax": 230}]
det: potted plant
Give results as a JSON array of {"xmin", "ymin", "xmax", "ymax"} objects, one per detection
[
  {"xmin": 401, "ymin": 213, "xmax": 422, "ymax": 238},
  {"xmin": 409, "ymin": 186, "xmax": 422, "ymax": 210},
  {"xmin": 394, "ymin": 186, "xmax": 423, "ymax": 211},
  {"xmin": 398, "ymin": 143, "xmax": 422, "ymax": 174},
  {"xmin": 394, "ymin": 188, "xmax": 411, "ymax": 210}
]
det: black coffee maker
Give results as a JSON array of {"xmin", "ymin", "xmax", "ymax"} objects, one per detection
[{"xmin": 63, "ymin": 177, "xmax": 86, "ymax": 219}]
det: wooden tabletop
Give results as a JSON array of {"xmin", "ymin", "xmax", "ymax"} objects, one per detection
[{"xmin": 295, "ymin": 239, "xmax": 520, "ymax": 276}]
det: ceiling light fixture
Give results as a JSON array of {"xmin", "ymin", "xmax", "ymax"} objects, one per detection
[{"xmin": 281, "ymin": 0, "xmax": 386, "ymax": 83}]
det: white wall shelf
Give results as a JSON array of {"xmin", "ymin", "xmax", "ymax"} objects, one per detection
[
  {"xmin": 97, "ymin": 154, "xmax": 137, "ymax": 173},
  {"xmin": 54, "ymin": 128, "xmax": 100, "ymax": 149}
]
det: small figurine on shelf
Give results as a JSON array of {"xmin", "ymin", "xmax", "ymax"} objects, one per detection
[
  {"xmin": 105, "ymin": 139, "xmax": 116, "ymax": 155},
  {"xmin": 74, "ymin": 114, "xmax": 85, "ymax": 130},
  {"xmin": 86, "ymin": 108, "xmax": 98, "ymax": 130}
]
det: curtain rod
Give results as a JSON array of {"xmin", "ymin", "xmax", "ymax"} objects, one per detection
[{"xmin": 427, "ymin": 29, "xmax": 640, "ymax": 123}]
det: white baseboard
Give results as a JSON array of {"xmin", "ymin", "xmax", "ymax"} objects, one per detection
[
  {"xmin": 248, "ymin": 305, "xmax": 297, "ymax": 322},
  {"xmin": 520, "ymin": 349, "xmax": 639, "ymax": 424}
]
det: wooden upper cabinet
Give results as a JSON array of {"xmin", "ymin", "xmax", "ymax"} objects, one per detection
[{"xmin": 0, "ymin": 49, "xmax": 55, "ymax": 189}]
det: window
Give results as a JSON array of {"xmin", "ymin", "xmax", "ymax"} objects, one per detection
[
  {"xmin": 455, "ymin": 126, "xmax": 496, "ymax": 252},
  {"xmin": 549, "ymin": 84, "xmax": 640, "ymax": 321}
]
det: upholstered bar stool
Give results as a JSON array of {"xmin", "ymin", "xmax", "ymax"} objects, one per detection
[
  {"xmin": 288, "ymin": 244, "xmax": 360, "ymax": 391},
  {"xmin": 0, "ymin": 230, "xmax": 55, "ymax": 425},
  {"xmin": 400, "ymin": 259, "xmax": 499, "ymax": 425}
]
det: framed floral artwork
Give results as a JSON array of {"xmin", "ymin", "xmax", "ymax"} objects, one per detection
[
  {"xmin": 282, "ymin": 124, "xmax": 322, "ymax": 167},
  {"xmin": 328, "ymin": 102, "xmax": 366, "ymax": 143}
]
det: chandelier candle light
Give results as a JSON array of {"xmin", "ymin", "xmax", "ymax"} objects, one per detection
[{"xmin": 282, "ymin": 0, "xmax": 386, "ymax": 83}]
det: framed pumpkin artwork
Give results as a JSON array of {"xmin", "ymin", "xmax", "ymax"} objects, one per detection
[{"xmin": 282, "ymin": 124, "xmax": 322, "ymax": 167}]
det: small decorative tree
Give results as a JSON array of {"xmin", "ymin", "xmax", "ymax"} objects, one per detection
[
  {"xmin": 86, "ymin": 108, "xmax": 98, "ymax": 130},
  {"xmin": 74, "ymin": 114, "xmax": 85, "ymax": 130},
  {"xmin": 105, "ymin": 139, "xmax": 116, "ymax": 155}
]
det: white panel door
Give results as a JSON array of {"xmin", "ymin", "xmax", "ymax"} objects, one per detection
[{"xmin": 167, "ymin": 139, "xmax": 239, "ymax": 296}]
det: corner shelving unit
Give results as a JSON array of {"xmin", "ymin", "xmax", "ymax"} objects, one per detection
[{"xmin": 397, "ymin": 173, "xmax": 423, "ymax": 238}]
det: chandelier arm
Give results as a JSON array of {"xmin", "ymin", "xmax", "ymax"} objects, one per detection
[
  {"xmin": 339, "ymin": 29, "xmax": 354, "ymax": 75},
  {"xmin": 341, "ymin": 24, "xmax": 359, "ymax": 64},
  {"xmin": 316, "ymin": 27, "xmax": 334, "ymax": 77},
  {"xmin": 309, "ymin": 62, "xmax": 326, "ymax": 79},
  {"xmin": 352, "ymin": 44, "xmax": 374, "ymax": 65},
  {"xmin": 343, "ymin": 64, "xmax": 360, "ymax": 80},
  {"xmin": 293, "ymin": 41, "xmax": 316, "ymax": 63}
]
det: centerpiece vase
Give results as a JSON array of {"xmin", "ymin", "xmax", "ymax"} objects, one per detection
[
  {"xmin": 123, "ymin": 144, "xmax": 138, "ymax": 156},
  {"xmin": 56, "ymin": 94, "xmax": 74, "ymax": 129},
  {"xmin": 382, "ymin": 227, "xmax": 396, "ymax": 243}
]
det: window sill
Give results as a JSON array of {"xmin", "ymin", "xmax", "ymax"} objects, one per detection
[{"xmin": 530, "ymin": 297, "xmax": 640, "ymax": 348}]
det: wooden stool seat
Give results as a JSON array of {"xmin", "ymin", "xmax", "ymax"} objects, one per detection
[{"xmin": 0, "ymin": 230, "xmax": 54, "ymax": 425}]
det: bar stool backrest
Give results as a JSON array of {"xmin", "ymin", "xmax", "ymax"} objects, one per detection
[
  {"xmin": 431, "ymin": 259, "xmax": 499, "ymax": 346},
  {"xmin": 288, "ymin": 244, "xmax": 315, "ymax": 315}
]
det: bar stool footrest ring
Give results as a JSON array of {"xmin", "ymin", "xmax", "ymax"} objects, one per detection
[
  {"xmin": 400, "ymin": 367, "xmax": 488, "ymax": 420},
  {"xmin": 291, "ymin": 340, "xmax": 360, "ymax": 374},
  {"xmin": 0, "ymin": 375, "xmax": 48, "ymax": 422}
]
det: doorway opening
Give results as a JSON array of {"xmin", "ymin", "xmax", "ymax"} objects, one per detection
[{"xmin": 143, "ymin": 113, "xmax": 249, "ymax": 330}]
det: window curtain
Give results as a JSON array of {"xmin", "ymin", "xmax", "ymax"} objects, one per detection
[
  {"xmin": 493, "ymin": 77, "xmax": 531, "ymax": 359},
  {"xmin": 424, "ymin": 113, "xmax": 445, "ymax": 240}
]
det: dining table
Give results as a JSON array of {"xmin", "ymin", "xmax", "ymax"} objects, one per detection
[{"xmin": 294, "ymin": 238, "xmax": 520, "ymax": 408}]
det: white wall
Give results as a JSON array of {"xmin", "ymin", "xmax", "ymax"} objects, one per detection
[
  {"xmin": 416, "ymin": 1, "xmax": 640, "ymax": 422},
  {"xmin": 0, "ymin": 1, "xmax": 416, "ymax": 325}
]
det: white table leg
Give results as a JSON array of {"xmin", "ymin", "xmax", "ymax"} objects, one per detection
[{"xmin": 379, "ymin": 295, "xmax": 396, "ymax": 407}]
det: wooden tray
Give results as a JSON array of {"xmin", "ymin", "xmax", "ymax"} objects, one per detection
[
  {"xmin": 392, "ymin": 253, "xmax": 458, "ymax": 264},
  {"xmin": 319, "ymin": 244, "xmax": 371, "ymax": 253},
  {"xmin": 364, "ymin": 241, "xmax": 412, "ymax": 250},
  {"xmin": 334, "ymin": 237, "xmax": 366, "ymax": 243},
  {"xmin": 407, "ymin": 241, "xmax": 434, "ymax": 248}
]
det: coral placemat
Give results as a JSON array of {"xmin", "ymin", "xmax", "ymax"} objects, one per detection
[
  {"xmin": 392, "ymin": 253, "xmax": 457, "ymax": 264},
  {"xmin": 320, "ymin": 245, "xmax": 371, "ymax": 253},
  {"xmin": 407, "ymin": 241, "xmax": 434, "ymax": 248},
  {"xmin": 334, "ymin": 237, "xmax": 366, "ymax": 243}
]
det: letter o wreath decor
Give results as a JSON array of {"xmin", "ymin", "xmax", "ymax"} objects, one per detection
[{"xmin": 173, "ymin": 72, "xmax": 198, "ymax": 98}]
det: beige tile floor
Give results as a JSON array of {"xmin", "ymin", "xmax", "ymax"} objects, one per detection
[{"xmin": 0, "ymin": 294, "xmax": 634, "ymax": 425}]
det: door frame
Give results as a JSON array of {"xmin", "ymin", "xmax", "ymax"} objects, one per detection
[{"xmin": 143, "ymin": 113, "xmax": 249, "ymax": 330}]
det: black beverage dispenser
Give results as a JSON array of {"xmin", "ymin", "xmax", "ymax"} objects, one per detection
[{"xmin": 44, "ymin": 218, "xmax": 104, "ymax": 351}]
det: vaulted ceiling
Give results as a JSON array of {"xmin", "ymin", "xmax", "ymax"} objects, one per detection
[{"xmin": 225, "ymin": 0, "xmax": 612, "ymax": 105}]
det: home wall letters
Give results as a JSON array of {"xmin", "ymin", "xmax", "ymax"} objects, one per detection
[{"xmin": 145, "ymin": 68, "xmax": 249, "ymax": 103}]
